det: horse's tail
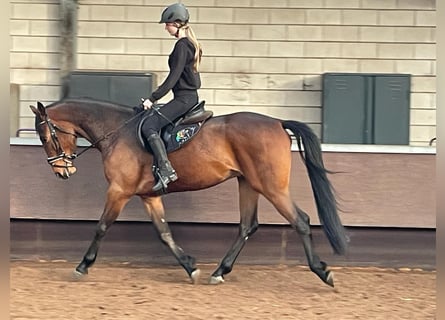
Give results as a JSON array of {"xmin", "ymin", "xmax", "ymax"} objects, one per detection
[{"xmin": 282, "ymin": 120, "xmax": 348, "ymax": 255}]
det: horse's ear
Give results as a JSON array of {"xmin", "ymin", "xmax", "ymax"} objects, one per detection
[
  {"xmin": 30, "ymin": 102, "xmax": 47, "ymax": 118},
  {"xmin": 29, "ymin": 105, "xmax": 38, "ymax": 115},
  {"xmin": 37, "ymin": 101, "xmax": 46, "ymax": 115}
]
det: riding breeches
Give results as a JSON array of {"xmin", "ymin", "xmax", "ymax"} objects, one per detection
[{"xmin": 141, "ymin": 94, "xmax": 198, "ymax": 137}]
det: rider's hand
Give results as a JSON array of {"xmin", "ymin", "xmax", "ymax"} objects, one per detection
[{"xmin": 143, "ymin": 99, "xmax": 153, "ymax": 110}]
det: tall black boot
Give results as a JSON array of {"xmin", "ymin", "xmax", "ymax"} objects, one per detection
[{"xmin": 147, "ymin": 134, "xmax": 178, "ymax": 192}]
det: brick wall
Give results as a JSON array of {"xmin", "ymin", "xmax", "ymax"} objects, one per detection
[{"xmin": 10, "ymin": 0, "xmax": 436, "ymax": 146}]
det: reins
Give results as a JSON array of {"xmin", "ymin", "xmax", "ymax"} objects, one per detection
[
  {"xmin": 75, "ymin": 110, "xmax": 145, "ymax": 158},
  {"xmin": 42, "ymin": 101, "xmax": 170, "ymax": 166}
]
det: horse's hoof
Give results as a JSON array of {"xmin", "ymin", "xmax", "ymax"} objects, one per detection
[
  {"xmin": 209, "ymin": 275, "xmax": 224, "ymax": 285},
  {"xmin": 72, "ymin": 269, "xmax": 86, "ymax": 280},
  {"xmin": 325, "ymin": 270, "xmax": 335, "ymax": 287},
  {"xmin": 190, "ymin": 269, "xmax": 201, "ymax": 284}
]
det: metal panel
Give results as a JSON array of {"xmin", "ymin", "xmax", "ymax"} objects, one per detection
[
  {"xmin": 322, "ymin": 73, "xmax": 410, "ymax": 145},
  {"xmin": 66, "ymin": 71, "xmax": 154, "ymax": 107},
  {"xmin": 68, "ymin": 73, "xmax": 109, "ymax": 101},
  {"xmin": 373, "ymin": 75, "xmax": 410, "ymax": 145},
  {"xmin": 322, "ymin": 74, "xmax": 368, "ymax": 144}
]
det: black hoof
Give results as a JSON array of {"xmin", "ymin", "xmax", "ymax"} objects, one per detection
[
  {"xmin": 311, "ymin": 261, "xmax": 334, "ymax": 287},
  {"xmin": 72, "ymin": 268, "xmax": 87, "ymax": 280},
  {"xmin": 75, "ymin": 268, "xmax": 88, "ymax": 275},
  {"xmin": 75, "ymin": 263, "xmax": 88, "ymax": 275}
]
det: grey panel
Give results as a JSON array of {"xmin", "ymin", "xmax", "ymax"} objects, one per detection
[
  {"xmin": 66, "ymin": 71, "xmax": 153, "ymax": 107},
  {"xmin": 322, "ymin": 73, "xmax": 410, "ymax": 145},
  {"xmin": 109, "ymin": 75, "xmax": 152, "ymax": 106},
  {"xmin": 322, "ymin": 74, "xmax": 368, "ymax": 143},
  {"xmin": 68, "ymin": 74, "xmax": 110, "ymax": 101},
  {"xmin": 373, "ymin": 76, "xmax": 410, "ymax": 145}
]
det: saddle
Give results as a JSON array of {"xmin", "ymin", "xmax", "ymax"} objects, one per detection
[{"xmin": 137, "ymin": 101, "xmax": 213, "ymax": 153}]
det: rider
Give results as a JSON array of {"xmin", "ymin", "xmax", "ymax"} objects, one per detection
[{"xmin": 142, "ymin": 3, "xmax": 202, "ymax": 192}]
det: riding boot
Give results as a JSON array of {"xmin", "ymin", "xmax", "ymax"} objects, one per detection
[{"xmin": 147, "ymin": 133, "xmax": 178, "ymax": 192}]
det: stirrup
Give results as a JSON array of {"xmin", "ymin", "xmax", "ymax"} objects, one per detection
[{"xmin": 152, "ymin": 169, "xmax": 178, "ymax": 192}]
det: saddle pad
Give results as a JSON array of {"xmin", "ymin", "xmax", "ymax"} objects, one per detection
[
  {"xmin": 164, "ymin": 123, "xmax": 203, "ymax": 153},
  {"xmin": 137, "ymin": 114, "xmax": 204, "ymax": 154}
]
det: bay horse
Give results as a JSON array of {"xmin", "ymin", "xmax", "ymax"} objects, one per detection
[{"xmin": 30, "ymin": 98, "xmax": 348, "ymax": 287}]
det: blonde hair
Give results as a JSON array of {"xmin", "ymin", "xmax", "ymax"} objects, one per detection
[{"xmin": 179, "ymin": 23, "xmax": 202, "ymax": 72}]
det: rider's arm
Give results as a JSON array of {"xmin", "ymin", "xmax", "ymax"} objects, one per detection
[{"xmin": 147, "ymin": 39, "xmax": 189, "ymax": 103}]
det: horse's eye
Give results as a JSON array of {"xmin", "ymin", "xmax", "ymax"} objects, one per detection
[{"xmin": 40, "ymin": 136, "xmax": 48, "ymax": 144}]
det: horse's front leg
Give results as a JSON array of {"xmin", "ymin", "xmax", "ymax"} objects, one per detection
[
  {"xmin": 141, "ymin": 196, "xmax": 200, "ymax": 283},
  {"xmin": 74, "ymin": 186, "xmax": 131, "ymax": 277}
]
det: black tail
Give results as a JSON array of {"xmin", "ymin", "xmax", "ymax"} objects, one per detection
[{"xmin": 282, "ymin": 120, "xmax": 348, "ymax": 255}]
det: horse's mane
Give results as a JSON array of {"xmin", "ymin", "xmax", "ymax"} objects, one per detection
[
  {"xmin": 48, "ymin": 97, "xmax": 131, "ymax": 109},
  {"xmin": 46, "ymin": 98, "xmax": 135, "ymax": 118}
]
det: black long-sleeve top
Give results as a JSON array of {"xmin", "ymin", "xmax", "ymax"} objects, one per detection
[{"xmin": 148, "ymin": 37, "xmax": 201, "ymax": 102}]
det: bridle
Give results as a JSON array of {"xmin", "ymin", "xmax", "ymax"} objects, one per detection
[
  {"xmin": 39, "ymin": 118, "xmax": 78, "ymax": 169},
  {"xmin": 39, "ymin": 109, "xmax": 145, "ymax": 169}
]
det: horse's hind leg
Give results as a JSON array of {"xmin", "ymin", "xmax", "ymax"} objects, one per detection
[
  {"xmin": 272, "ymin": 195, "xmax": 334, "ymax": 287},
  {"xmin": 75, "ymin": 186, "xmax": 130, "ymax": 276},
  {"xmin": 295, "ymin": 206, "xmax": 334, "ymax": 286},
  {"xmin": 209, "ymin": 177, "xmax": 259, "ymax": 284},
  {"xmin": 141, "ymin": 196, "xmax": 199, "ymax": 283}
]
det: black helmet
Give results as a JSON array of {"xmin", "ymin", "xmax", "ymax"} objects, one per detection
[{"xmin": 159, "ymin": 3, "xmax": 190, "ymax": 24}]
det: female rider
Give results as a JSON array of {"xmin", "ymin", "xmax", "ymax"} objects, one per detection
[{"xmin": 142, "ymin": 3, "xmax": 202, "ymax": 192}]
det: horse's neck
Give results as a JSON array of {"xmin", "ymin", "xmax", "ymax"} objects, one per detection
[{"xmin": 53, "ymin": 102, "xmax": 130, "ymax": 143}]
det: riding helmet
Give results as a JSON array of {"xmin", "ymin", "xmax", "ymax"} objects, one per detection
[{"xmin": 159, "ymin": 3, "xmax": 190, "ymax": 24}]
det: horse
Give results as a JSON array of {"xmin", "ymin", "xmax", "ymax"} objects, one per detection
[{"xmin": 30, "ymin": 98, "xmax": 348, "ymax": 287}]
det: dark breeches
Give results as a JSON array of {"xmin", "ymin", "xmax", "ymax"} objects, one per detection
[{"xmin": 142, "ymin": 94, "xmax": 198, "ymax": 136}]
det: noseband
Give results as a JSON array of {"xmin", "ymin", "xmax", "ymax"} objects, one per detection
[{"xmin": 39, "ymin": 118, "xmax": 78, "ymax": 169}]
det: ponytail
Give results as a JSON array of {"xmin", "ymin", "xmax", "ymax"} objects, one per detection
[{"xmin": 182, "ymin": 24, "xmax": 202, "ymax": 72}]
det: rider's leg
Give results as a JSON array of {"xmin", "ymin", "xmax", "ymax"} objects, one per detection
[
  {"xmin": 147, "ymin": 133, "xmax": 178, "ymax": 192},
  {"xmin": 141, "ymin": 94, "xmax": 198, "ymax": 191}
]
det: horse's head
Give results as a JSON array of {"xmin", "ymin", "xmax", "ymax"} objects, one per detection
[{"xmin": 30, "ymin": 101, "xmax": 78, "ymax": 179}]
